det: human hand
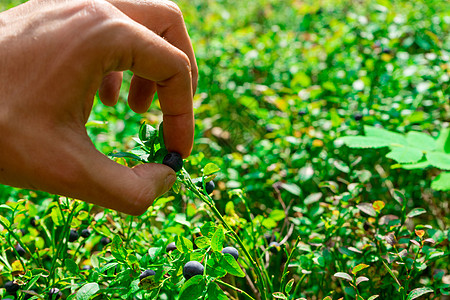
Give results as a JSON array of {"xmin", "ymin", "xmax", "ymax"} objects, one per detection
[{"xmin": 0, "ymin": 0, "xmax": 197, "ymax": 215}]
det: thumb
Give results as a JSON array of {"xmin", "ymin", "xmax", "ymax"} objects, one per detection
[{"xmin": 62, "ymin": 136, "xmax": 176, "ymax": 215}]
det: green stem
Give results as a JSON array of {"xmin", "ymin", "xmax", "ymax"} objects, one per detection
[
  {"xmin": 181, "ymin": 169, "xmax": 268, "ymax": 300},
  {"xmin": 280, "ymin": 237, "xmax": 301, "ymax": 293},
  {"xmin": 216, "ymin": 279, "xmax": 256, "ymax": 300}
]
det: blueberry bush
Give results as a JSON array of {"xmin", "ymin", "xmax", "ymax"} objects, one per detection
[{"xmin": 1, "ymin": 0, "xmax": 449, "ymax": 299}]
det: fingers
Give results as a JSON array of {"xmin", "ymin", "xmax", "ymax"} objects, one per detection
[
  {"xmin": 99, "ymin": 19, "xmax": 194, "ymax": 157},
  {"xmin": 98, "ymin": 72, "xmax": 123, "ymax": 106},
  {"xmin": 128, "ymin": 75, "xmax": 156, "ymax": 113},
  {"xmin": 105, "ymin": 0, "xmax": 198, "ymax": 94}
]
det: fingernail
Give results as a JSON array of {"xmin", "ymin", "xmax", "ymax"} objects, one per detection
[{"xmin": 163, "ymin": 174, "xmax": 176, "ymax": 194}]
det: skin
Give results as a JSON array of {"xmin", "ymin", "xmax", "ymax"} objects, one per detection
[{"xmin": 0, "ymin": 0, "xmax": 197, "ymax": 215}]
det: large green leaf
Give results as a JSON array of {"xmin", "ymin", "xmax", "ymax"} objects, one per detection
[
  {"xmin": 405, "ymin": 131, "xmax": 436, "ymax": 151},
  {"xmin": 406, "ymin": 287, "xmax": 434, "ymax": 300},
  {"xmin": 76, "ymin": 283, "xmax": 100, "ymax": 300},
  {"xmin": 386, "ymin": 147, "xmax": 423, "ymax": 164},
  {"xmin": 222, "ymin": 254, "xmax": 245, "ymax": 277},
  {"xmin": 364, "ymin": 126, "xmax": 407, "ymax": 145},
  {"xmin": 176, "ymin": 236, "xmax": 194, "ymax": 253},
  {"xmin": 426, "ymin": 152, "xmax": 450, "ymax": 170},
  {"xmin": 207, "ymin": 282, "xmax": 228, "ymax": 300},
  {"xmin": 431, "ymin": 172, "xmax": 450, "ymax": 191},
  {"xmin": 179, "ymin": 275, "xmax": 206, "ymax": 300},
  {"xmin": 338, "ymin": 136, "xmax": 391, "ymax": 149}
]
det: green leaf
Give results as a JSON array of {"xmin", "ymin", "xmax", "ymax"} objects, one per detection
[
  {"xmin": 139, "ymin": 273, "xmax": 159, "ymax": 290},
  {"xmin": 203, "ymin": 163, "xmax": 220, "ymax": 176},
  {"xmin": 176, "ymin": 236, "xmax": 194, "ymax": 253},
  {"xmin": 304, "ymin": 192, "xmax": 322, "ymax": 205},
  {"xmin": 200, "ymin": 222, "xmax": 216, "ymax": 238},
  {"xmin": 382, "ymin": 261, "xmax": 401, "ymax": 288},
  {"xmin": 285, "ymin": 279, "xmax": 295, "ymax": 294},
  {"xmin": 0, "ymin": 215, "xmax": 10, "ymax": 228},
  {"xmin": 334, "ymin": 272, "xmax": 352, "ymax": 281},
  {"xmin": 50, "ymin": 207, "xmax": 64, "ymax": 226},
  {"xmin": 139, "ymin": 123, "xmax": 156, "ymax": 141},
  {"xmin": 207, "ymin": 283, "xmax": 228, "ymax": 300},
  {"xmin": 407, "ymin": 208, "xmax": 427, "ymax": 218},
  {"xmin": 269, "ymin": 209, "xmax": 286, "ymax": 221},
  {"xmin": 356, "ymin": 276, "xmax": 369, "ymax": 286},
  {"xmin": 352, "ymin": 264, "xmax": 370, "ymax": 275},
  {"xmin": 386, "ymin": 147, "xmax": 423, "ymax": 164},
  {"xmin": 364, "ymin": 126, "xmax": 407, "ymax": 145},
  {"xmin": 406, "ymin": 131, "xmax": 436, "ymax": 151},
  {"xmin": 211, "ymin": 226, "xmax": 225, "ymax": 252},
  {"xmin": 406, "ymin": 287, "xmax": 434, "ymax": 300},
  {"xmin": 431, "ymin": 172, "xmax": 450, "ymax": 191},
  {"xmin": 111, "ymin": 235, "xmax": 126, "ymax": 261},
  {"xmin": 222, "ymin": 254, "xmax": 245, "ymax": 277},
  {"xmin": 280, "ymin": 182, "xmax": 301, "ymax": 196},
  {"xmin": 76, "ymin": 283, "xmax": 99, "ymax": 300},
  {"xmin": 397, "ymin": 160, "xmax": 431, "ymax": 170},
  {"xmin": 194, "ymin": 236, "xmax": 210, "ymax": 249},
  {"xmin": 426, "ymin": 152, "xmax": 450, "ymax": 170},
  {"xmin": 367, "ymin": 296, "xmax": 380, "ymax": 300},
  {"xmin": 179, "ymin": 275, "xmax": 205, "ymax": 300},
  {"xmin": 273, "ymin": 292, "xmax": 288, "ymax": 299},
  {"xmin": 338, "ymin": 136, "xmax": 391, "ymax": 149},
  {"xmin": 357, "ymin": 203, "xmax": 377, "ymax": 217},
  {"xmin": 65, "ymin": 259, "xmax": 79, "ymax": 275}
]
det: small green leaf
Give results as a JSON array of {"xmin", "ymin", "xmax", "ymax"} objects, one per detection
[
  {"xmin": 406, "ymin": 287, "xmax": 434, "ymax": 300},
  {"xmin": 285, "ymin": 279, "xmax": 295, "ymax": 294},
  {"xmin": 207, "ymin": 283, "xmax": 228, "ymax": 300},
  {"xmin": 111, "ymin": 235, "xmax": 126, "ymax": 261},
  {"xmin": 352, "ymin": 264, "xmax": 370, "ymax": 275},
  {"xmin": 431, "ymin": 172, "xmax": 450, "ymax": 191},
  {"xmin": 406, "ymin": 131, "xmax": 436, "ymax": 151},
  {"xmin": 435, "ymin": 128, "xmax": 450, "ymax": 153},
  {"xmin": 273, "ymin": 292, "xmax": 288, "ymax": 299},
  {"xmin": 334, "ymin": 272, "xmax": 352, "ymax": 281},
  {"xmin": 211, "ymin": 226, "xmax": 225, "ymax": 252},
  {"xmin": 367, "ymin": 296, "xmax": 380, "ymax": 300},
  {"xmin": 179, "ymin": 275, "xmax": 205, "ymax": 300},
  {"xmin": 407, "ymin": 208, "xmax": 427, "ymax": 218},
  {"xmin": 194, "ymin": 236, "xmax": 210, "ymax": 249},
  {"xmin": 176, "ymin": 236, "xmax": 193, "ymax": 253},
  {"xmin": 280, "ymin": 183, "xmax": 301, "ymax": 196},
  {"xmin": 76, "ymin": 283, "xmax": 99, "ymax": 300},
  {"xmin": 386, "ymin": 147, "xmax": 423, "ymax": 164},
  {"xmin": 203, "ymin": 163, "xmax": 220, "ymax": 176},
  {"xmin": 357, "ymin": 203, "xmax": 377, "ymax": 217},
  {"xmin": 222, "ymin": 254, "xmax": 245, "ymax": 277},
  {"xmin": 139, "ymin": 273, "xmax": 159, "ymax": 290},
  {"xmin": 356, "ymin": 276, "xmax": 369, "ymax": 285},
  {"xmin": 427, "ymin": 152, "xmax": 450, "ymax": 170},
  {"xmin": 0, "ymin": 215, "xmax": 10, "ymax": 228},
  {"xmin": 108, "ymin": 151, "xmax": 144, "ymax": 162},
  {"xmin": 65, "ymin": 259, "xmax": 79, "ymax": 275},
  {"xmin": 304, "ymin": 193, "xmax": 322, "ymax": 205}
]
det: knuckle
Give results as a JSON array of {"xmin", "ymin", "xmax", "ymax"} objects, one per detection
[{"xmin": 161, "ymin": 0, "xmax": 184, "ymax": 19}]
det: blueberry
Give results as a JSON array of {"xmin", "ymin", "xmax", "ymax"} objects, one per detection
[
  {"xmin": 269, "ymin": 241, "xmax": 280, "ymax": 253},
  {"xmin": 80, "ymin": 229, "xmax": 91, "ymax": 238},
  {"xmin": 68, "ymin": 229, "xmax": 79, "ymax": 242},
  {"xmin": 30, "ymin": 217, "xmax": 39, "ymax": 227},
  {"xmin": 183, "ymin": 261, "xmax": 204, "ymax": 280},
  {"xmin": 4, "ymin": 281, "xmax": 20, "ymax": 294},
  {"xmin": 222, "ymin": 246, "xmax": 239, "ymax": 260},
  {"xmin": 382, "ymin": 47, "xmax": 391, "ymax": 54},
  {"xmin": 265, "ymin": 125, "xmax": 274, "ymax": 133},
  {"xmin": 353, "ymin": 113, "xmax": 363, "ymax": 121},
  {"xmin": 139, "ymin": 269, "xmax": 156, "ymax": 281},
  {"xmin": 48, "ymin": 288, "xmax": 62, "ymax": 300},
  {"xmin": 166, "ymin": 242, "xmax": 177, "ymax": 253},
  {"xmin": 162, "ymin": 152, "xmax": 183, "ymax": 172},
  {"xmin": 205, "ymin": 181, "xmax": 215, "ymax": 194},
  {"xmin": 101, "ymin": 237, "xmax": 111, "ymax": 246},
  {"xmin": 15, "ymin": 244, "xmax": 26, "ymax": 257},
  {"xmin": 298, "ymin": 110, "xmax": 307, "ymax": 116}
]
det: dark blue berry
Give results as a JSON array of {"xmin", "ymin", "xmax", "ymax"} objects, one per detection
[
  {"xmin": 23, "ymin": 290, "xmax": 37, "ymax": 300},
  {"xmin": 80, "ymin": 229, "xmax": 91, "ymax": 238},
  {"xmin": 222, "ymin": 246, "xmax": 239, "ymax": 260},
  {"xmin": 15, "ymin": 244, "xmax": 26, "ymax": 257},
  {"xmin": 139, "ymin": 269, "xmax": 156, "ymax": 281},
  {"xmin": 4, "ymin": 281, "xmax": 20, "ymax": 294},
  {"xmin": 205, "ymin": 181, "xmax": 215, "ymax": 194},
  {"xmin": 163, "ymin": 152, "xmax": 183, "ymax": 172},
  {"xmin": 298, "ymin": 110, "xmax": 307, "ymax": 116},
  {"xmin": 101, "ymin": 237, "xmax": 111, "ymax": 246},
  {"xmin": 269, "ymin": 241, "xmax": 280, "ymax": 253},
  {"xmin": 183, "ymin": 261, "xmax": 204, "ymax": 280},
  {"xmin": 166, "ymin": 242, "xmax": 177, "ymax": 252},
  {"xmin": 68, "ymin": 229, "xmax": 79, "ymax": 242},
  {"xmin": 353, "ymin": 113, "xmax": 363, "ymax": 121}
]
